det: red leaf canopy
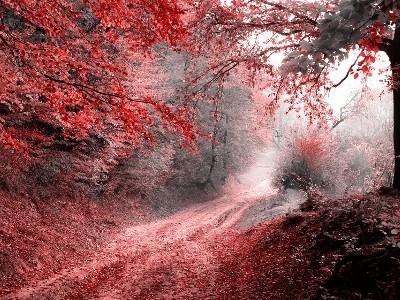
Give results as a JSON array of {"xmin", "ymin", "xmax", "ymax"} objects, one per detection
[{"xmin": 0, "ymin": 0, "xmax": 195, "ymax": 154}]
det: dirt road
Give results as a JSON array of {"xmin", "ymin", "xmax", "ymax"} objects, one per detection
[{"xmin": 5, "ymin": 154, "xmax": 303, "ymax": 299}]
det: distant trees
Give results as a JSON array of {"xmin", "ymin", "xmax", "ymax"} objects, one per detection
[
  {"xmin": 168, "ymin": 84, "xmax": 263, "ymax": 195},
  {"xmin": 107, "ymin": 47, "xmax": 266, "ymax": 208}
]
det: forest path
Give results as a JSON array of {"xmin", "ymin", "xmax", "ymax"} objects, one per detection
[
  {"xmin": 5, "ymin": 149, "xmax": 303, "ymax": 300},
  {"xmin": 5, "ymin": 181, "xmax": 302, "ymax": 300}
]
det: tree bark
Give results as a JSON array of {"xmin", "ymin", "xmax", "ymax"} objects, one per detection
[
  {"xmin": 389, "ymin": 26, "xmax": 400, "ymax": 189},
  {"xmin": 393, "ymin": 77, "xmax": 400, "ymax": 188}
]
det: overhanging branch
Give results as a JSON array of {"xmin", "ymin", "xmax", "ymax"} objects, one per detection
[{"xmin": 332, "ymin": 50, "xmax": 363, "ymax": 88}]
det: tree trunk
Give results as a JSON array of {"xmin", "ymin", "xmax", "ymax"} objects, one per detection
[
  {"xmin": 390, "ymin": 26, "xmax": 400, "ymax": 188},
  {"xmin": 393, "ymin": 78, "xmax": 400, "ymax": 188}
]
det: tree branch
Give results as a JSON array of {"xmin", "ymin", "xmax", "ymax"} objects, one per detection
[
  {"xmin": 332, "ymin": 50, "xmax": 363, "ymax": 88},
  {"xmin": 0, "ymin": 33, "xmax": 150, "ymax": 105}
]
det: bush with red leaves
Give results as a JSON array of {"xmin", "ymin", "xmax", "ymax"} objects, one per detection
[{"xmin": 273, "ymin": 130, "xmax": 340, "ymax": 194}]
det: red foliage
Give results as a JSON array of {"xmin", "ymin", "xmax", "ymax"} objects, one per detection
[
  {"xmin": 0, "ymin": 0, "xmax": 195, "ymax": 156},
  {"xmin": 352, "ymin": 22, "xmax": 388, "ymax": 79},
  {"xmin": 294, "ymin": 135, "xmax": 326, "ymax": 170}
]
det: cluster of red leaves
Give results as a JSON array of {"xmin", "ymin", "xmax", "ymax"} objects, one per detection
[
  {"xmin": 294, "ymin": 135, "xmax": 327, "ymax": 170},
  {"xmin": 353, "ymin": 23, "xmax": 386, "ymax": 79},
  {"xmin": 0, "ymin": 0, "xmax": 196, "ymax": 157}
]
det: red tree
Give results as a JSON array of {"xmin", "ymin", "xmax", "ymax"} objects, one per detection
[{"xmin": 0, "ymin": 0, "xmax": 195, "ymax": 157}]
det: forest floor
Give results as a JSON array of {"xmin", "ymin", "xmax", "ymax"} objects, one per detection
[{"xmin": 1, "ymin": 183, "xmax": 400, "ymax": 299}]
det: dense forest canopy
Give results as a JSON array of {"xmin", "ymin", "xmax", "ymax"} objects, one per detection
[
  {"xmin": 0, "ymin": 0, "xmax": 399, "ymax": 189},
  {"xmin": 0, "ymin": 0, "xmax": 195, "ymax": 155}
]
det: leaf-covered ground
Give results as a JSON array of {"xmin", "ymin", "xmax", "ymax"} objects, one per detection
[
  {"xmin": 215, "ymin": 190, "xmax": 400, "ymax": 299},
  {"xmin": 1, "ymin": 188, "xmax": 399, "ymax": 299}
]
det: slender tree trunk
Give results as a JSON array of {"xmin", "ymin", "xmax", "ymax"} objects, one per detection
[
  {"xmin": 393, "ymin": 79, "xmax": 400, "ymax": 188},
  {"xmin": 390, "ymin": 26, "xmax": 400, "ymax": 188}
]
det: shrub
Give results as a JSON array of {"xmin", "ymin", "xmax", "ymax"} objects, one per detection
[
  {"xmin": 273, "ymin": 131, "xmax": 341, "ymax": 194},
  {"xmin": 273, "ymin": 125, "xmax": 393, "ymax": 197}
]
